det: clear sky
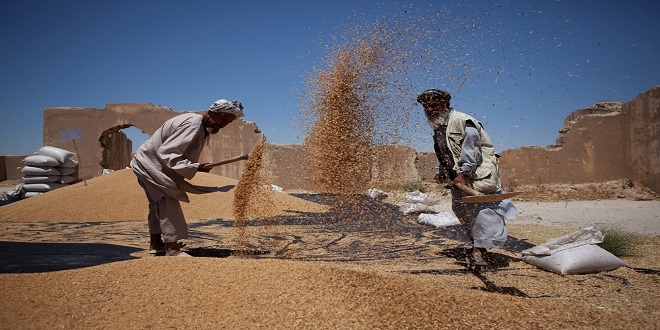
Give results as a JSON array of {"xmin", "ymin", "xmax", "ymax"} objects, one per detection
[{"xmin": 1, "ymin": 0, "xmax": 658, "ymax": 155}]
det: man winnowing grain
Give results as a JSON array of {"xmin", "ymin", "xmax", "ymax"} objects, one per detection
[
  {"xmin": 130, "ymin": 99, "xmax": 243, "ymax": 257},
  {"xmin": 417, "ymin": 89, "xmax": 517, "ymax": 266}
]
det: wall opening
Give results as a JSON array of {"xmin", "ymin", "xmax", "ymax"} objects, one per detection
[{"xmin": 98, "ymin": 125, "xmax": 149, "ymax": 171}]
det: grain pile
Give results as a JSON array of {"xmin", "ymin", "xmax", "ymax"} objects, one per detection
[
  {"xmin": 1, "ymin": 257, "xmax": 654, "ymax": 329},
  {"xmin": 0, "ymin": 169, "xmax": 328, "ymax": 223}
]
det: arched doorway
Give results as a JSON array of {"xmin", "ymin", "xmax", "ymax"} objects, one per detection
[{"xmin": 98, "ymin": 125, "xmax": 149, "ymax": 170}]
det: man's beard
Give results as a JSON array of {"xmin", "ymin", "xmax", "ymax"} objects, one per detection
[{"xmin": 426, "ymin": 111, "xmax": 449, "ymax": 130}]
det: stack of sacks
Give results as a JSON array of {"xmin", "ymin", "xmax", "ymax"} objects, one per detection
[{"xmin": 20, "ymin": 146, "xmax": 78, "ymax": 198}]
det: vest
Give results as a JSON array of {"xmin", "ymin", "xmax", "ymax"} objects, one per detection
[{"xmin": 442, "ymin": 110, "xmax": 501, "ymax": 193}]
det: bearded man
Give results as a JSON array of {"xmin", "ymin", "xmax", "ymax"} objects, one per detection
[
  {"xmin": 131, "ymin": 99, "xmax": 243, "ymax": 257},
  {"xmin": 417, "ymin": 89, "xmax": 517, "ymax": 266}
]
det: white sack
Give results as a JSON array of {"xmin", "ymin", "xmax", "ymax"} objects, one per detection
[
  {"xmin": 365, "ymin": 188, "xmax": 387, "ymax": 200},
  {"xmin": 523, "ymin": 226, "xmax": 604, "ymax": 257},
  {"xmin": 57, "ymin": 175, "xmax": 77, "ymax": 184},
  {"xmin": 36, "ymin": 146, "xmax": 75, "ymax": 163},
  {"xmin": 418, "ymin": 212, "xmax": 460, "ymax": 227},
  {"xmin": 2, "ymin": 184, "xmax": 23, "ymax": 202},
  {"xmin": 400, "ymin": 203, "xmax": 434, "ymax": 215},
  {"xmin": 21, "ymin": 176, "xmax": 60, "ymax": 184},
  {"xmin": 22, "ymin": 183, "xmax": 64, "ymax": 192},
  {"xmin": 24, "ymin": 192, "xmax": 44, "ymax": 198},
  {"xmin": 266, "ymin": 184, "xmax": 284, "ymax": 193},
  {"xmin": 56, "ymin": 167, "xmax": 77, "ymax": 176},
  {"xmin": 21, "ymin": 166, "xmax": 61, "ymax": 176},
  {"xmin": 522, "ymin": 244, "xmax": 628, "ymax": 275},
  {"xmin": 405, "ymin": 190, "xmax": 438, "ymax": 206},
  {"xmin": 23, "ymin": 155, "xmax": 60, "ymax": 167},
  {"xmin": 59, "ymin": 158, "xmax": 79, "ymax": 168}
]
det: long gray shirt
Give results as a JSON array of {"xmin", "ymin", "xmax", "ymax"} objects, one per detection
[{"xmin": 130, "ymin": 113, "xmax": 208, "ymax": 202}]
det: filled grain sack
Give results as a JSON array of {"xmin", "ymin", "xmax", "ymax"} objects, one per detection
[
  {"xmin": 57, "ymin": 175, "xmax": 77, "ymax": 184},
  {"xmin": 23, "ymin": 155, "xmax": 60, "ymax": 167},
  {"xmin": 522, "ymin": 244, "xmax": 628, "ymax": 275},
  {"xmin": 418, "ymin": 212, "xmax": 460, "ymax": 227},
  {"xmin": 59, "ymin": 158, "xmax": 78, "ymax": 168},
  {"xmin": 24, "ymin": 192, "xmax": 44, "ymax": 198},
  {"xmin": 523, "ymin": 226, "xmax": 604, "ymax": 256},
  {"xmin": 522, "ymin": 226, "xmax": 628, "ymax": 275},
  {"xmin": 22, "ymin": 183, "xmax": 65, "ymax": 192},
  {"xmin": 21, "ymin": 176, "xmax": 60, "ymax": 184},
  {"xmin": 21, "ymin": 166, "xmax": 61, "ymax": 176},
  {"xmin": 400, "ymin": 202, "xmax": 434, "ymax": 215},
  {"xmin": 36, "ymin": 146, "xmax": 75, "ymax": 163},
  {"xmin": 56, "ymin": 167, "xmax": 77, "ymax": 176},
  {"xmin": 405, "ymin": 190, "xmax": 438, "ymax": 206}
]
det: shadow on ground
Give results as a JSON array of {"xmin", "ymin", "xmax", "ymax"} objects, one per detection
[
  {"xmin": 187, "ymin": 194, "xmax": 535, "ymax": 262},
  {"xmin": 0, "ymin": 241, "xmax": 141, "ymax": 273}
]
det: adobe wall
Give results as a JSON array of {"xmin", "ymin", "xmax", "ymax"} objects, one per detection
[
  {"xmin": 3, "ymin": 86, "xmax": 656, "ymax": 193},
  {"xmin": 497, "ymin": 111, "xmax": 625, "ymax": 185},
  {"xmin": 261, "ymin": 143, "xmax": 419, "ymax": 191},
  {"xmin": 43, "ymin": 103, "xmax": 262, "ymax": 181},
  {"xmin": 621, "ymin": 86, "xmax": 659, "ymax": 192},
  {"xmin": 0, "ymin": 157, "xmax": 5, "ymax": 182},
  {"xmin": 2, "ymin": 156, "xmax": 28, "ymax": 181},
  {"xmin": 498, "ymin": 86, "xmax": 659, "ymax": 192}
]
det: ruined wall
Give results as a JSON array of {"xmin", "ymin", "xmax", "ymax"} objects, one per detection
[
  {"xmin": 261, "ymin": 144, "xmax": 309, "ymax": 190},
  {"xmin": 3, "ymin": 86, "xmax": 655, "ymax": 193},
  {"xmin": 1, "ymin": 156, "xmax": 27, "ymax": 181},
  {"xmin": 262, "ymin": 143, "xmax": 420, "ymax": 191},
  {"xmin": 498, "ymin": 111, "xmax": 625, "ymax": 185},
  {"xmin": 498, "ymin": 86, "xmax": 659, "ymax": 192},
  {"xmin": 372, "ymin": 145, "xmax": 419, "ymax": 185},
  {"xmin": 43, "ymin": 103, "xmax": 262, "ymax": 181},
  {"xmin": 621, "ymin": 86, "xmax": 660, "ymax": 192}
]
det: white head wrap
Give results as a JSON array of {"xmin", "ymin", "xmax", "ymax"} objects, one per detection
[{"xmin": 208, "ymin": 99, "xmax": 244, "ymax": 118}]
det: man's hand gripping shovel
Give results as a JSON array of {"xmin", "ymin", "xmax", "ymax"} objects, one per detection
[{"xmin": 178, "ymin": 133, "xmax": 265, "ymax": 194}]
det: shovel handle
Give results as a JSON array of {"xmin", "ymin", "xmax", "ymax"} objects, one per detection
[
  {"xmin": 453, "ymin": 182, "xmax": 483, "ymax": 196},
  {"xmin": 207, "ymin": 153, "xmax": 249, "ymax": 168}
]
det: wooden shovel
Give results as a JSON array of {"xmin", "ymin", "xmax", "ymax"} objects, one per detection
[
  {"xmin": 453, "ymin": 183, "xmax": 521, "ymax": 203},
  {"xmin": 206, "ymin": 153, "xmax": 250, "ymax": 168}
]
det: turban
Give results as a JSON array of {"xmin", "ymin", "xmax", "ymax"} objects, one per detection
[
  {"xmin": 416, "ymin": 89, "xmax": 451, "ymax": 104},
  {"xmin": 208, "ymin": 99, "xmax": 244, "ymax": 118}
]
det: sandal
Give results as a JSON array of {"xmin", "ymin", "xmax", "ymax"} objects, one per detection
[
  {"xmin": 471, "ymin": 251, "xmax": 490, "ymax": 266},
  {"xmin": 148, "ymin": 242, "xmax": 186, "ymax": 254}
]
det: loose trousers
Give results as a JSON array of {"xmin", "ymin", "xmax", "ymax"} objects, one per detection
[
  {"xmin": 136, "ymin": 177, "xmax": 189, "ymax": 243},
  {"xmin": 451, "ymin": 188, "xmax": 516, "ymax": 249}
]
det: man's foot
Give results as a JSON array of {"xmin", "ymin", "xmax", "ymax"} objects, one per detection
[
  {"xmin": 149, "ymin": 245, "xmax": 166, "ymax": 254},
  {"xmin": 149, "ymin": 234, "xmax": 165, "ymax": 254},
  {"xmin": 164, "ymin": 241, "xmax": 191, "ymax": 257},
  {"xmin": 471, "ymin": 248, "xmax": 490, "ymax": 266},
  {"xmin": 149, "ymin": 241, "xmax": 186, "ymax": 254}
]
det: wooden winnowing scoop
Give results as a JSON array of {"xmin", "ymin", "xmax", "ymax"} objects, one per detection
[{"xmin": 453, "ymin": 183, "xmax": 522, "ymax": 203}]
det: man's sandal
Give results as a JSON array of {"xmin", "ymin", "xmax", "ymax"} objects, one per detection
[{"xmin": 148, "ymin": 242, "xmax": 186, "ymax": 254}]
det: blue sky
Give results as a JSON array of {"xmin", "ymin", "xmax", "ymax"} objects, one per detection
[{"xmin": 1, "ymin": 0, "xmax": 658, "ymax": 155}]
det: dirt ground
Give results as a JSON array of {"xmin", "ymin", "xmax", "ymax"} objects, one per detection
[{"xmin": 0, "ymin": 179, "xmax": 658, "ymax": 329}]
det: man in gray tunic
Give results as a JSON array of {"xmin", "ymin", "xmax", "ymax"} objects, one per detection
[
  {"xmin": 417, "ymin": 89, "xmax": 517, "ymax": 265},
  {"xmin": 131, "ymin": 99, "xmax": 244, "ymax": 257}
]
